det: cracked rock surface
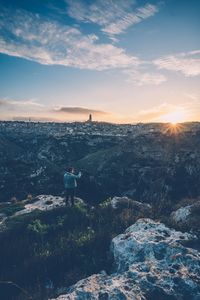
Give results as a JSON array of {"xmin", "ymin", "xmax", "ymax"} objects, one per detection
[{"xmin": 51, "ymin": 219, "xmax": 200, "ymax": 300}]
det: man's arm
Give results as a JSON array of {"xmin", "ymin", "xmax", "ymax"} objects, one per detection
[{"xmin": 71, "ymin": 172, "xmax": 81, "ymax": 179}]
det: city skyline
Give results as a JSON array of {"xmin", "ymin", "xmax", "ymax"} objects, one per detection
[{"xmin": 0, "ymin": 0, "xmax": 200, "ymax": 123}]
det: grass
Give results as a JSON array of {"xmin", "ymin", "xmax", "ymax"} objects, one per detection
[{"xmin": 0, "ymin": 202, "xmax": 25, "ymax": 216}]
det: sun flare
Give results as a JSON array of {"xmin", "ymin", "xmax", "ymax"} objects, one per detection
[{"xmin": 160, "ymin": 109, "xmax": 187, "ymax": 124}]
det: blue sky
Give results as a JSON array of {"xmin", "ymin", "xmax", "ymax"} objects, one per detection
[{"xmin": 0, "ymin": 0, "xmax": 200, "ymax": 123}]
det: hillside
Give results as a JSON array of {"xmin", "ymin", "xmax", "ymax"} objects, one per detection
[
  {"xmin": 1, "ymin": 121, "xmax": 200, "ymax": 299},
  {"xmin": 1, "ymin": 121, "xmax": 200, "ymax": 206}
]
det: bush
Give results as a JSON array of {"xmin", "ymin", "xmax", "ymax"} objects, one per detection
[
  {"xmin": 28, "ymin": 219, "xmax": 49, "ymax": 235},
  {"xmin": 75, "ymin": 228, "xmax": 95, "ymax": 247},
  {"xmin": 0, "ymin": 202, "xmax": 25, "ymax": 216},
  {"xmin": 0, "ymin": 197, "xmax": 150, "ymax": 300}
]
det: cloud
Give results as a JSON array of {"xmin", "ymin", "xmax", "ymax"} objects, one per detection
[
  {"xmin": 0, "ymin": 7, "xmax": 167, "ymax": 86},
  {"xmin": 54, "ymin": 106, "xmax": 108, "ymax": 115},
  {"xmin": 0, "ymin": 98, "xmax": 45, "ymax": 113},
  {"xmin": 0, "ymin": 6, "xmax": 169, "ymax": 87},
  {"xmin": 12, "ymin": 116, "xmax": 58, "ymax": 122},
  {"xmin": 0, "ymin": 8, "xmax": 139, "ymax": 70},
  {"xmin": 103, "ymin": 4, "xmax": 158, "ymax": 36},
  {"xmin": 0, "ymin": 99, "xmax": 6, "ymax": 106},
  {"xmin": 183, "ymin": 92, "xmax": 200, "ymax": 101},
  {"xmin": 137, "ymin": 103, "xmax": 179, "ymax": 122},
  {"xmin": 124, "ymin": 69, "xmax": 167, "ymax": 86},
  {"xmin": 0, "ymin": 98, "xmax": 52, "ymax": 121},
  {"xmin": 66, "ymin": 0, "xmax": 159, "ymax": 36},
  {"xmin": 154, "ymin": 50, "xmax": 200, "ymax": 77}
]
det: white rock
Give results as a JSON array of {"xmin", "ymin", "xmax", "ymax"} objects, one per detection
[
  {"xmin": 51, "ymin": 219, "xmax": 200, "ymax": 300},
  {"xmin": 110, "ymin": 196, "xmax": 151, "ymax": 210},
  {"xmin": 171, "ymin": 205, "xmax": 191, "ymax": 223},
  {"xmin": 15, "ymin": 195, "xmax": 65, "ymax": 216}
]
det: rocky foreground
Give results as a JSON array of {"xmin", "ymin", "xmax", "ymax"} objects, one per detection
[
  {"xmin": 1, "ymin": 195, "xmax": 200, "ymax": 299},
  {"xmin": 51, "ymin": 219, "xmax": 200, "ymax": 300}
]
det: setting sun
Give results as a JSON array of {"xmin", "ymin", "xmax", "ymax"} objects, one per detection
[{"xmin": 160, "ymin": 109, "xmax": 188, "ymax": 124}]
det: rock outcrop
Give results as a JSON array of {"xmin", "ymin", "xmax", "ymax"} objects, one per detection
[
  {"xmin": 110, "ymin": 196, "xmax": 151, "ymax": 214},
  {"xmin": 171, "ymin": 200, "xmax": 200, "ymax": 232},
  {"xmin": 0, "ymin": 195, "xmax": 85, "ymax": 231},
  {"xmin": 15, "ymin": 195, "xmax": 65, "ymax": 216},
  {"xmin": 51, "ymin": 219, "xmax": 200, "ymax": 300}
]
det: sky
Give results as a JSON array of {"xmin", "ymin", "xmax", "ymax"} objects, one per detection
[{"xmin": 0, "ymin": 0, "xmax": 200, "ymax": 123}]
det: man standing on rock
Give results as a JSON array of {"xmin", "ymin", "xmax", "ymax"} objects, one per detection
[{"xmin": 64, "ymin": 167, "xmax": 81, "ymax": 207}]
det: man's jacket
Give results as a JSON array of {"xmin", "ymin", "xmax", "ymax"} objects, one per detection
[{"xmin": 64, "ymin": 172, "xmax": 81, "ymax": 189}]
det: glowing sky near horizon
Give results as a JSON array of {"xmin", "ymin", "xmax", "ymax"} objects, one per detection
[{"xmin": 0, "ymin": 0, "xmax": 200, "ymax": 123}]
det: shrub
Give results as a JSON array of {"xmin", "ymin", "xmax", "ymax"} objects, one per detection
[
  {"xmin": 27, "ymin": 219, "xmax": 49, "ymax": 235},
  {"xmin": 75, "ymin": 228, "xmax": 95, "ymax": 247},
  {"xmin": 99, "ymin": 197, "xmax": 112, "ymax": 208},
  {"xmin": 0, "ymin": 202, "xmax": 25, "ymax": 216}
]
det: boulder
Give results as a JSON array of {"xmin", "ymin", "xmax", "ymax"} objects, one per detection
[
  {"xmin": 51, "ymin": 219, "xmax": 200, "ymax": 300},
  {"xmin": 110, "ymin": 197, "xmax": 151, "ymax": 213},
  {"xmin": 171, "ymin": 200, "xmax": 200, "ymax": 231}
]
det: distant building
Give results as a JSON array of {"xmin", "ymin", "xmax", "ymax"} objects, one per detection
[{"xmin": 87, "ymin": 114, "xmax": 92, "ymax": 123}]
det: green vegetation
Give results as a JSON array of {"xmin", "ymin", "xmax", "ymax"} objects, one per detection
[
  {"xmin": 0, "ymin": 200, "xmax": 140, "ymax": 300},
  {"xmin": 0, "ymin": 202, "xmax": 25, "ymax": 216},
  {"xmin": 28, "ymin": 219, "xmax": 50, "ymax": 235}
]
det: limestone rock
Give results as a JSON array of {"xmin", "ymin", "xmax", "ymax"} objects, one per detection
[
  {"xmin": 171, "ymin": 200, "xmax": 200, "ymax": 231},
  {"xmin": 51, "ymin": 219, "xmax": 200, "ymax": 300},
  {"xmin": 110, "ymin": 196, "xmax": 151, "ymax": 214}
]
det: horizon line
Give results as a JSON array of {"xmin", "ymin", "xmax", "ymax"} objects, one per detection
[{"xmin": 1, "ymin": 119, "xmax": 200, "ymax": 126}]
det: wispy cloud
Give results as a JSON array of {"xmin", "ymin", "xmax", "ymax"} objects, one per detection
[
  {"xmin": 124, "ymin": 69, "xmax": 167, "ymax": 86},
  {"xmin": 137, "ymin": 103, "xmax": 182, "ymax": 122},
  {"xmin": 54, "ymin": 106, "xmax": 108, "ymax": 115},
  {"xmin": 0, "ymin": 99, "xmax": 6, "ymax": 106},
  {"xmin": 0, "ymin": 98, "xmax": 49, "ymax": 120},
  {"xmin": 0, "ymin": 7, "xmax": 168, "ymax": 87},
  {"xmin": 154, "ymin": 50, "xmax": 200, "ymax": 77},
  {"xmin": 103, "ymin": 4, "xmax": 158, "ymax": 36},
  {"xmin": 12, "ymin": 116, "xmax": 58, "ymax": 122},
  {"xmin": 66, "ymin": 0, "xmax": 159, "ymax": 37},
  {"xmin": 0, "ymin": 8, "xmax": 139, "ymax": 70},
  {"xmin": 0, "ymin": 98, "xmax": 44, "ymax": 111},
  {"xmin": 1, "ymin": 6, "xmax": 186, "ymax": 88},
  {"xmin": 0, "ymin": 98, "xmax": 112, "ymax": 121}
]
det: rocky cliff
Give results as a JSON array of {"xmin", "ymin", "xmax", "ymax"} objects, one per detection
[{"xmin": 51, "ymin": 219, "xmax": 200, "ymax": 300}]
